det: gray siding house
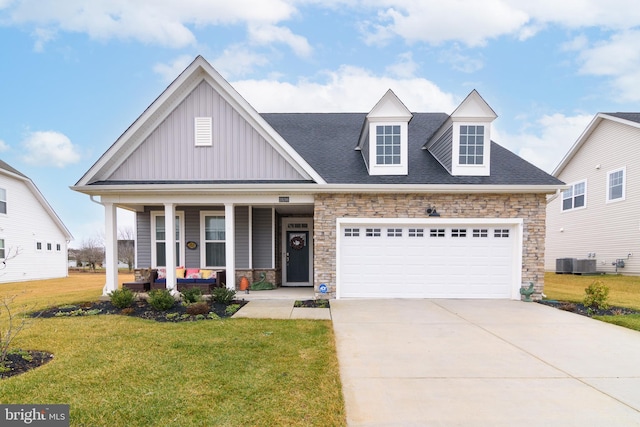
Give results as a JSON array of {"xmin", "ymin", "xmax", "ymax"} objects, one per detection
[
  {"xmin": 546, "ymin": 113, "xmax": 640, "ymax": 274},
  {"xmin": 73, "ymin": 56, "xmax": 563, "ymax": 299}
]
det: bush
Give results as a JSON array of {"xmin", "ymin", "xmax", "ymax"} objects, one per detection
[
  {"xmin": 584, "ymin": 280, "xmax": 610, "ymax": 310},
  {"xmin": 109, "ymin": 288, "xmax": 135, "ymax": 309},
  {"xmin": 186, "ymin": 302, "xmax": 210, "ymax": 316},
  {"xmin": 147, "ymin": 289, "xmax": 175, "ymax": 311},
  {"xmin": 212, "ymin": 287, "xmax": 236, "ymax": 305},
  {"xmin": 181, "ymin": 287, "xmax": 203, "ymax": 304}
]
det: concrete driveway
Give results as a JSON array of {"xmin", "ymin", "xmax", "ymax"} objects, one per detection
[{"xmin": 331, "ymin": 299, "xmax": 640, "ymax": 426}]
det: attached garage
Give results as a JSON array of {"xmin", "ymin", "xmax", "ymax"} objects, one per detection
[{"xmin": 336, "ymin": 218, "xmax": 523, "ymax": 299}]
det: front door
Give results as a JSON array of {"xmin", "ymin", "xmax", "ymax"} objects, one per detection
[{"xmin": 282, "ymin": 219, "xmax": 313, "ymax": 287}]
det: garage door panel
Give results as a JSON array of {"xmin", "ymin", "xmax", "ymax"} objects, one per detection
[{"xmin": 339, "ymin": 222, "xmax": 518, "ymax": 299}]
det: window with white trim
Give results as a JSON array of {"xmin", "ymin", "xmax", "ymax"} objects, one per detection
[
  {"xmin": 201, "ymin": 213, "xmax": 225, "ymax": 267},
  {"xmin": 151, "ymin": 212, "xmax": 185, "ymax": 267},
  {"xmin": 56, "ymin": 243, "xmax": 61, "ymax": 251},
  {"xmin": 46, "ymin": 242, "xmax": 52, "ymax": 251},
  {"xmin": 562, "ymin": 180, "xmax": 586, "ymax": 211},
  {"xmin": 36, "ymin": 241, "xmax": 42, "ymax": 251},
  {"xmin": 376, "ymin": 125, "xmax": 401, "ymax": 165},
  {"xmin": 0, "ymin": 239, "xmax": 4, "ymax": 259},
  {"xmin": 0, "ymin": 188, "xmax": 6, "ymax": 214},
  {"xmin": 344, "ymin": 228, "xmax": 360, "ymax": 237},
  {"xmin": 459, "ymin": 125, "xmax": 484, "ymax": 165},
  {"xmin": 607, "ymin": 168, "xmax": 625, "ymax": 202}
]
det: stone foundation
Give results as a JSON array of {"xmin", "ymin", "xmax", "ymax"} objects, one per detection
[{"xmin": 234, "ymin": 269, "xmax": 280, "ymax": 290}]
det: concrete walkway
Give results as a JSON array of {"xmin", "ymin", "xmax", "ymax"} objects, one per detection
[
  {"xmin": 331, "ymin": 299, "xmax": 640, "ymax": 426},
  {"xmin": 231, "ymin": 287, "xmax": 331, "ymax": 320}
]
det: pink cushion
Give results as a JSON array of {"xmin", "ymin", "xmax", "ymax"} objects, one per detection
[
  {"xmin": 186, "ymin": 268, "xmax": 201, "ymax": 279},
  {"xmin": 157, "ymin": 268, "xmax": 166, "ymax": 279}
]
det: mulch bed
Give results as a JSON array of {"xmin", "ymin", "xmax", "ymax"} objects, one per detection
[
  {"xmin": 537, "ymin": 300, "xmax": 640, "ymax": 317},
  {"xmin": 0, "ymin": 350, "xmax": 54, "ymax": 380}
]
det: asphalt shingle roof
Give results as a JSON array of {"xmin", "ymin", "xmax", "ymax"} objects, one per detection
[
  {"xmin": 606, "ymin": 112, "xmax": 640, "ymax": 124},
  {"xmin": 0, "ymin": 159, "xmax": 28, "ymax": 179},
  {"xmin": 261, "ymin": 113, "xmax": 563, "ymax": 186}
]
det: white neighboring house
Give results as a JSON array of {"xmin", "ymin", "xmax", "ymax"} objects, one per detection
[
  {"xmin": 546, "ymin": 113, "xmax": 640, "ymax": 274},
  {"xmin": 0, "ymin": 160, "xmax": 73, "ymax": 282}
]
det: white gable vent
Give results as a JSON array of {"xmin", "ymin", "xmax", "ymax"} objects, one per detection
[{"xmin": 194, "ymin": 117, "xmax": 212, "ymax": 146}]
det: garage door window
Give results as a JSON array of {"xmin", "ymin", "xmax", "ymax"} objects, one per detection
[
  {"xmin": 473, "ymin": 229, "xmax": 488, "ymax": 237},
  {"xmin": 387, "ymin": 228, "xmax": 402, "ymax": 237},
  {"xmin": 494, "ymin": 229, "xmax": 510, "ymax": 238},
  {"xmin": 430, "ymin": 228, "xmax": 445, "ymax": 237},
  {"xmin": 451, "ymin": 229, "xmax": 467, "ymax": 237},
  {"xmin": 408, "ymin": 228, "xmax": 424, "ymax": 237},
  {"xmin": 366, "ymin": 228, "xmax": 381, "ymax": 237},
  {"xmin": 344, "ymin": 228, "xmax": 360, "ymax": 237}
]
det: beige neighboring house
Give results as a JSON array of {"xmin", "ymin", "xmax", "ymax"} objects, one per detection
[
  {"xmin": 546, "ymin": 113, "xmax": 640, "ymax": 274},
  {"xmin": 0, "ymin": 160, "xmax": 73, "ymax": 282},
  {"xmin": 72, "ymin": 56, "xmax": 563, "ymax": 300}
]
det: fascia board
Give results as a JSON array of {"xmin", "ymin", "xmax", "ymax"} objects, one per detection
[
  {"xmin": 71, "ymin": 183, "xmax": 566, "ymax": 195},
  {"xmin": 551, "ymin": 113, "xmax": 603, "ymax": 177}
]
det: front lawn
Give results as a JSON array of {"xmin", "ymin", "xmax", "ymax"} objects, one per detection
[
  {"xmin": 0, "ymin": 275, "xmax": 346, "ymax": 426},
  {"xmin": 544, "ymin": 272, "xmax": 640, "ymax": 331}
]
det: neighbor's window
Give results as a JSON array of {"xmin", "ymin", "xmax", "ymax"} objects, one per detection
[
  {"xmin": 607, "ymin": 168, "xmax": 625, "ymax": 202},
  {"xmin": 202, "ymin": 214, "xmax": 225, "ymax": 267},
  {"xmin": 562, "ymin": 180, "xmax": 586, "ymax": 211},
  {"xmin": 459, "ymin": 125, "xmax": 484, "ymax": 165},
  {"xmin": 376, "ymin": 125, "xmax": 401, "ymax": 165},
  {"xmin": 56, "ymin": 243, "xmax": 61, "ymax": 251},
  {"xmin": 152, "ymin": 212, "xmax": 184, "ymax": 267},
  {"xmin": 0, "ymin": 188, "xmax": 6, "ymax": 214},
  {"xmin": 0, "ymin": 239, "xmax": 4, "ymax": 259},
  {"xmin": 36, "ymin": 241, "xmax": 42, "ymax": 251},
  {"xmin": 46, "ymin": 242, "xmax": 52, "ymax": 251}
]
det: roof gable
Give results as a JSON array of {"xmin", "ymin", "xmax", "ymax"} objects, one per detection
[{"xmin": 76, "ymin": 56, "xmax": 325, "ymax": 186}]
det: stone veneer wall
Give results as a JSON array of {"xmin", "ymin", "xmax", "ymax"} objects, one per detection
[
  {"xmin": 235, "ymin": 269, "xmax": 280, "ymax": 290},
  {"xmin": 313, "ymin": 193, "xmax": 547, "ymax": 299}
]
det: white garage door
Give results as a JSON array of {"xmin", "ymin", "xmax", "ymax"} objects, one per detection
[{"xmin": 337, "ymin": 219, "xmax": 521, "ymax": 299}]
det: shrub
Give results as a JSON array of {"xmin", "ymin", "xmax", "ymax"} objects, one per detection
[
  {"xmin": 584, "ymin": 280, "xmax": 610, "ymax": 310},
  {"xmin": 181, "ymin": 288, "xmax": 203, "ymax": 304},
  {"xmin": 147, "ymin": 289, "xmax": 175, "ymax": 311},
  {"xmin": 225, "ymin": 304, "xmax": 241, "ymax": 316},
  {"xmin": 212, "ymin": 287, "xmax": 236, "ymax": 305},
  {"xmin": 109, "ymin": 288, "xmax": 136, "ymax": 309},
  {"xmin": 186, "ymin": 302, "xmax": 210, "ymax": 316}
]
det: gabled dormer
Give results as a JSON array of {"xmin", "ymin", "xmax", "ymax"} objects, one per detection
[
  {"xmin": 357, "ymin": 89, "xmax": 413, "ymax": 176},
  {"xmin": 426, "ymin": 90, "xmax": 497, "ymax": 177}
]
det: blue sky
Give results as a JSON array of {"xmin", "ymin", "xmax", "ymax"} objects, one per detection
[{"xmin": 1, "ymin": 0, "xmax": 640, "ymax": 246}]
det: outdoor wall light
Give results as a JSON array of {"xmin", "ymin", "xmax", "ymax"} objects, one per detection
[{"xmin": 426, "ymin": 207, "xmax": 440, "ymax": 217}]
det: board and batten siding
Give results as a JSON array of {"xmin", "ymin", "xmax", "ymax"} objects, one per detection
[
  {"xmin": 136, "ymin": 206, "xmax": 265, "ymax": 269},
  {"xmin": 0, "ymin": 175, "xmax": 68, "ymax": 282},
  {"xmin": 546, "ymin": 119, "xmax": 640, "ymax": 274},
  {"xmin": 108, "ymin": 80, "xmax": 306, "ymax": 182}
]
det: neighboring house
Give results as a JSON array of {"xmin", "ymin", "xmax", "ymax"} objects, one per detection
[
  {"xmin": 0, "ymin": 160, "xmax": 73, "ymax": 282},
  {"xmin": 72, "ymin": 56, "xmax": 563, "ymax": 299},
  {"xmin": 546, "ymin": 113, "xmax": 640, "ymax": 275}
]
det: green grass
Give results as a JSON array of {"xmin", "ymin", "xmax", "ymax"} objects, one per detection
[
  {"xmin": 544, "ymin": 272, "xmax": 640, "ymax": 331},
  {"xmin": 0, "ymin": 275, "xmax": 346, "ymax": 426}
]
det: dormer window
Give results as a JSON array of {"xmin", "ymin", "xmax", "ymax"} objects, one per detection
[
  {"xmin": 376, "ymin": 125, "xmax": 401, "ymax": 165},
  {"xmin": 459, "ymin": 125, "xmax": 484, "ymax": 165}
]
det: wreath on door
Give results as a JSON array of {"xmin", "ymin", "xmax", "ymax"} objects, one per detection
[{"xmin": 290, "ymin": 236, "xmax": 305, "ymax": 250}]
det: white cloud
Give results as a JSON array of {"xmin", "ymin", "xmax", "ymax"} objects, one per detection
[
  {"xmin": 495, "ymin": 113, "xmax": 593, "ymax": 173},
  {"xmin": 232, "ymin": 65, "xmax": 458, "ymax": 113},
  {"xmin": 0, "ymin": 139, "xmax": 9, "ymax": 152},
  {"xmin": 385, "ymin": 51, "xmax": 418, "ymax": 78},
  {"xmin": 21, "ymin": 130, "xmax": 81, "ymax": 168},
  {"xmin": 211, "ymin": 45, "xmax": 269, "ymax": 79},
  {"xmin": 153, "ymin": 55, "xmax": 194, "ymax": 83},
  {"xmin": 3, "ymin": 0, "xmax": 298, "ymax": 49},
  {"xmin": 439, "ymin": 45, "xmax": 484, "ymax": 73},
  {"xmin": 248, "ymin": 24, "xmax": 312, "ymax": 58}
]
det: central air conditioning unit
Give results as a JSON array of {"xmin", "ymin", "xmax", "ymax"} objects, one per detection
[
  {"xmin": 573, "ymin": 259, "xmax": 596, "ymax": 274},
  {"xmin": 555, "ymin": 258, "xmax": 575, "ymax": 274}
]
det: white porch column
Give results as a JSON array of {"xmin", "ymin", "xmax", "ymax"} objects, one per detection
[
  {"xmin": 164, "ymin": 203, "xmax": 177, "ymax": 294},
  {"xmin": 103, "ymin": 202, "xmax": 118, "ymax": 296},
  {"xmin": 225, "ymin": 203, "xmax": 235, "ymax": 290}
]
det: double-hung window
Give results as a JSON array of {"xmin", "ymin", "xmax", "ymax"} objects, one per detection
[
  {"xmin": 562, "ymin": 181, "xmax": 586, "ymax": 211},
  {"xmin": 151, "ymin": 212, "xmax": 184, "ymax": 267},
  {"xmin": 0, "ymin": 239, "xmax": 4, "ymax": 259},
  {"xmin": 0, "ymin": 188, "xmax": 6, "ymax": 214},
  {"xmin": 375, "ymin": 125, "xmax": 401, "ymax": 165},
  {"xmin": 459, "ymin": 125, "xmax": 484, "ymax": 165},
  {"xmin": 201, "ymin": 212, "xmax": 225, "ymax": 267},
  {"xmin": 607, "ymin": 168, "xmax": 625, "ymax": 202}
]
